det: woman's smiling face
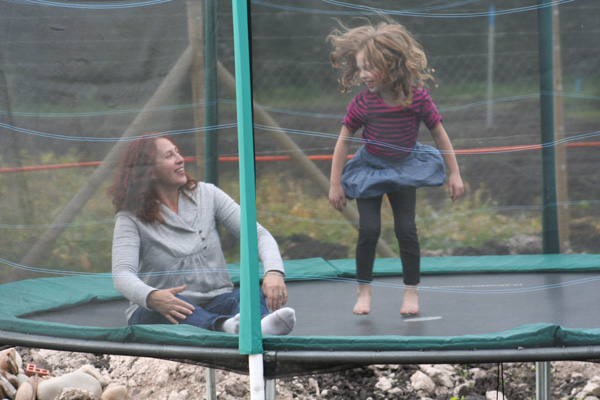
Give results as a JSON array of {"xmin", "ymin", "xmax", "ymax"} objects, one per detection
[{"xmin": 153, "ymin": 137, "xmax": 187, "ymax": 191}]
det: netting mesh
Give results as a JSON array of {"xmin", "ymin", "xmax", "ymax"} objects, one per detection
[{"xmin": 0, "ymin": 0, "xmax": 599, "ymax": 285}]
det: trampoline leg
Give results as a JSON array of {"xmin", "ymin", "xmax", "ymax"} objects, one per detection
[
  {"xmin": 265, "ymin": 379, "xmax": 276, "ymax": 400},
  {"xmin": 206, "ymin": 368, "xmax": 217, "ymax": 400},
  {"xmin": 535, "ymin": 361, "xmax": 551, "ymax": 400},
  {"xmin": 249, "ymin": 354, "xmax": 266, "ymax": 399}
]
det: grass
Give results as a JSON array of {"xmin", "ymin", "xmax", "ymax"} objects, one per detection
[
  {"xmin": 0, "ymin": 146, "xmax": 583, "ymax": 284},
  {"xmin": 221, "ymin": 171, "xmax": 542, "ymax": 261}
]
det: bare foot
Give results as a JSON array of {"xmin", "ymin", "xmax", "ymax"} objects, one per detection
[
  {"xmin": 400, "ymin": 286, "xmax": 419, "ymax": 315},
  {"xmin": 353, "ymin": 284, "xmax": 372, "ymax": 315}
]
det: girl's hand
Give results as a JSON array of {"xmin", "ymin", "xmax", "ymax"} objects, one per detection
[
  {"xmin": 262, "ymin": 273, "xmax": 287, "ymax": 310},
  {"xmin": 329, "ymin": 183, "xmax": 347, "ymax": 211},
  {"xmin": 146, "ymin": 284, "xmax": 195, "ymax": 324},
  {"xmin": 448, "ymin": 173, "xmax": 464, "ymax": 202}
]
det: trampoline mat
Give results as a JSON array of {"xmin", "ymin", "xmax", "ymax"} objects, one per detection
[{"xmin": 25, "ymin": 271, "xmax": 600, "ymax": 337}]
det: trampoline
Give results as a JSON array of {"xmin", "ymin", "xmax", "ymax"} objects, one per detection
[
  {"xmin": 1, "ymin": 0, "xmax": 599, "ymax": 399},
  {"xmin": 3, "ymin": 254, "xmax": 600, "ymax": 378}
]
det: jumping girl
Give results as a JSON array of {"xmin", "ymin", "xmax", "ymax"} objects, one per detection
[{"xmin": 327, "ymin": 20, "xmax": 464, "ymax": 316}]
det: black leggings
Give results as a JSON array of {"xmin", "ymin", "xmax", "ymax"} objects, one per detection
[{"xmin": 355, "ymin": 188, "xmax": 420, "ymax": 286}]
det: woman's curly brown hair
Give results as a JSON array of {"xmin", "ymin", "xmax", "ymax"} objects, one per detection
[
  {"xmin": 328, "ymin": 19, "xmax": 435, "ymax": 107},
  {"xmin": 108, "ymin": 135, "xmax": 198, "ymax": 224}
]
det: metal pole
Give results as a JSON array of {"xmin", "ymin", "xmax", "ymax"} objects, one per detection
[
  {"xmin": 265, "ymin": 379, "xmax": 276, "ymax": 400},
  {"xmin": 535, "ymin": 361, "xmax": 551, "ymax": 400},
  {"xmin": 538, "ymin": 0, "xmax": 560, "ymax": 254},
  {"xmin": 206, "ymin": 368, "xmax": 217, "ymax": 400},
  {"xmin": 205, "ymin": 0, "xmax": 219, "ymax": 185},
  {"xmin": 552, "ymin": 3, "xmax": 569, "ymax": 250},
  {"xmin": 486, "ymin": 4, "xmax": 495, "ymax": 127}
]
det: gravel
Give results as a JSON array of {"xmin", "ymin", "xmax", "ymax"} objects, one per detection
[{"xmin": 11, "ymin": 348, "xmax": 600, "ymax": 400}]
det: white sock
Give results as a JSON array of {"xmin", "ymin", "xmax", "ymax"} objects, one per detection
[
  {"xmin": 221, "ymin": 313, "xmax": 240, "ymax": 334},
  {"xmin": 261, "ymin": 307, "xmax": 296, "ymax": 336}
]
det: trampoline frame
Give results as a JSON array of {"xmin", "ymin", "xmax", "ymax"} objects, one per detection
[
  {"xmin": 2, "ymin": 329, "xmax": 600, "ymax": 380},
  {"xmin": 2, "ymin": 254, "xmax": 600, "ymax": 379}
]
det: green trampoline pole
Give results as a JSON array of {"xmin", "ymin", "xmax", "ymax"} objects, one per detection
[
  {"xmin": 538, "ymin": 0, "xmax": 560, "ymax": 254},
  {"xmin": 232, "ymin": 0, "xmax": 265, "ymax": 398}
]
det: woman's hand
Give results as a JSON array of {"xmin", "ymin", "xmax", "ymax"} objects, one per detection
[
  {"xmin": 329, "ymin": 183, "xmax": 347, "ymax": 211},
  {"xmin": 262, "ymin": 273, "xmax": 288, "ymax": 311},
  {"xmin": 146, "ymin": 284, "xmax": 195, "ymax": 324}
]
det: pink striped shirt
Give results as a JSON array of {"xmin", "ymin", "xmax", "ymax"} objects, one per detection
[{"xmin": 343, "ymin": 87, "xmax": 442, "ymax": 159}]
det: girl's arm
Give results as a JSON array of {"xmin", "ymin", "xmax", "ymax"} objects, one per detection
[
  {"xmin": 329, "ymin": 125, "xmax": 353, "ymax": 211},
  {"xmin": 430, "ymin": 123, "xmax": 464, "ymax": 202}
]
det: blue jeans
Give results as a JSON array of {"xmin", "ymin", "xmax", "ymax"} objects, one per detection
[{"xmin": 129, "ymin": 289, "xmax": 270, "ymax": 331}]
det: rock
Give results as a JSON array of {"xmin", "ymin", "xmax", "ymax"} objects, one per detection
[
  {"xmin": 470, "ymin": 367, "xmax": 487, "ymax": 380},
  {"xmin": 486, "ymin": 390, "xmax": 507, "ymax": 400},
  {"xmin": 155, "ymin": 369, "xmax": 170, "ymax": 386},
  {"xmin": 375, "ymin": 376, "xmax": 393, "ymax": 391},
  {"xmin": 224, "ymin": 380, "xmax": 247, "ymax": 397},
  {"xmin": 0, "ymin": 348, "xmax": 21, "ymax": 374},
  {"xmin": 466, "ymin": 395, "xmax": 487, "ymax": 400},
  {"xmin": 16, "ymin": 373, "xmax": 29, "ymax": 387},
  {"xmin": 420, "ymin": 364, "xmax": 455, "ymax": 388},
  {"xmin": 101, "ymin": 385, "xmax": 128, "ymax": 400},
  {"xmin": 308, "ymin": 377, "xmax": 319, "ymax": 396},
  {"xmin": 57, "ymin": 387, "xmax": 100, "ymax": 400},
  {"xmin": 0, "ymin": 373, "xmax": 17, "ymax": 399},
  {"xmin": 37, "ymin": 366, "xmax": 104, "ymax": 400},
  {"xmin": 410, "ymin": 370, "xmax": 436, "ymax": 393},
  {"xmin": 454, "ymin": 382, "xmax": 472, "ymax": 398},
  {"xmin": 30, "ymin": 350, "xmax": 88, "ymax": 374},
  {"xmin": 15, "ymin": 381, "xmax": 35, "ymax": 400},
  {"xmin": 166, "ymin": 390, "xmax": 186, "ymax": 400},
  {"xmin": 575, "ymin": 381, "xmax": 600, "ymax": 399},
  {"xmin": 3, "ymin": 371, "xmax": 20, "ymax": 389}
]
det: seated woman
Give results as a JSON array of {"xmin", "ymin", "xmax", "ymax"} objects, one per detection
[{"xmin": 109, "ymin": 135, "xmax": 295, "ymax": 335}]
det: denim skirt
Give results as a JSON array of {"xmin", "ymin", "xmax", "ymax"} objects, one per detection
[{"xmin": 341, "ymin": 143, "xmax": 446, "ymax": 200}]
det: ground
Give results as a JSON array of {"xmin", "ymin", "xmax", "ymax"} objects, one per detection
[{"xmin": 12, "ymin": 347, "xmax": 600, "ymax": 400}]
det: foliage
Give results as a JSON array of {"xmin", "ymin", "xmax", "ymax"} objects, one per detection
[
  {"xmin": 221, "ymin": 171, "xmax": 542, "ymax": 261},
  {"xmin": 0, "ymin": 150, "xmax": 115, "ymax": 282},
  {"xmin": 0, "ymin": 149, "xmax": 546, "ymax": 284},
  {"xmin": 413, "ymin": 184, "xmax": 542, "ymax": 252}
]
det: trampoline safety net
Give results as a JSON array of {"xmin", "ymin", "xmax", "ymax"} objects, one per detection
[{"xmin": 0, "ymin": 0, "xmax": 599, "ymax": 377}]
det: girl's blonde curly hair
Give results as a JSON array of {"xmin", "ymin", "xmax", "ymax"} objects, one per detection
[{"xmin": 328, "ymin": 20, "xmax": 435, "ymax": 107}]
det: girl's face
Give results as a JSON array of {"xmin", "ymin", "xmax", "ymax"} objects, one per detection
[
  {"xmin": 153, "ymin": 137, "xmax": 187, "ymax": 191},
  {"xmin": 356, "ymin": 50, "xmax": 387, "ymax": 94}
]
